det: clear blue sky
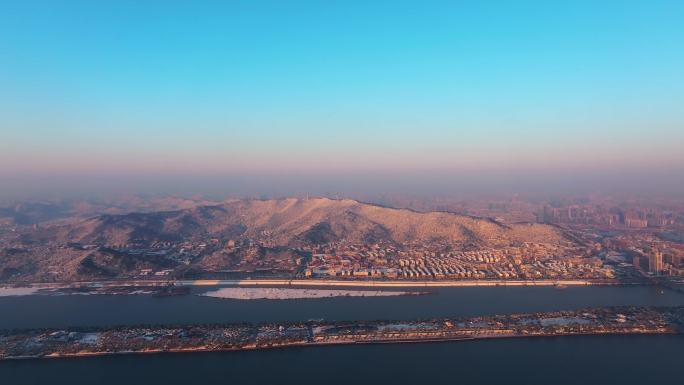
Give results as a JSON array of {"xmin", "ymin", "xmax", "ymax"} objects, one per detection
[{"xmin": 1, "ymin": 0, "xmax": 683, "ymax": 179}]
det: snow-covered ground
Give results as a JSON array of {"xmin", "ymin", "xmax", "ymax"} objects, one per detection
[
  {"xmin": 199, "ymin": 287, "xmax": 419, "ymax": 300},
  {"xmin": 0, "ymin": 287, "xmax": 42, "ymax": 296}
]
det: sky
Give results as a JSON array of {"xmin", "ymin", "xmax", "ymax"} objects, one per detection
[{"xmin": 1, "ymin": 0, "xmax": 683, "ymax": 199}]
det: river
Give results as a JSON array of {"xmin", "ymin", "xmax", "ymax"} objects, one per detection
[{"xmin": 1, "ymin": 285, "xmax": 682, "ymax": 384}]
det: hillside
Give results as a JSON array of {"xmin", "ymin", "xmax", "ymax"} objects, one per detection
[
  {"xmin": 40, "ymin": 198, "xmax": 565, "ymax": 247},
  {"xmin": 0, "ymin": 198, "xmax": 570, "ymax": 282}
]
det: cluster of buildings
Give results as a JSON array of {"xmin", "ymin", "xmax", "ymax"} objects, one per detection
[
  {"xmin": 396, "ymin": 248, "xmax": 613, "ymax": 280},
  {"xmin": 103, "ymin": 237, "xmax": 303, "ymax": 277},
  {"xmin": 105, "ymin": 239, "xmax": 223, "ymax": 267},
  {"xmin": 538, "ymin": 204, "xmax": 679, "ymax": 229},
  {"xmin": 302, "ymin": 242, "xmax": 614, "ymax": 281},
  {"xmin": 631, "ymin": 247, "xmax": 684, "ymax": 276},
  {"xmin": 602, "ymin": 233, "xmax": 684, "ymax": 276}
]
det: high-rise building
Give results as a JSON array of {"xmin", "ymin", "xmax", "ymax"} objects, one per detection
[{"xmin": 649, "ymin": 249, "xmax": 663, "ymax": 274}]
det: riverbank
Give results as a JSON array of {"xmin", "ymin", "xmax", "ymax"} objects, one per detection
[
  {"xmin": 5, "ymin": 335, "xmax": 684, "ymax": 385},
  {"xmin": 7, "ymin": 330, "xmax": 676, "ymax": 362},
  {"xmin": 0, "ymin": 278, "xmax": 616, "ymax": 294},
  {"xmin": 0, "ymin": 329, "xmax": 684, "ymax": 361},
  {"xmin": 2, "ymin": 305, "xmax": 679, "ymax": 361},
  {"xmin": 182, "ymin": 278, "xmax": 601, "ymax": 287}
]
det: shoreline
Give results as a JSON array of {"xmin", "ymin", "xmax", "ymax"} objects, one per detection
[
  {"xmin": 1, "ymin": 278, "xmax": 622, "ymax": 291},
  {"xmin": 4, "ymin": 330, "xmax": 676, "ymax": 362},
  {"xmin": 182, "ymin": 279, "xmax": 600, "ymax": 287},
  {"xmin": 3, "ymin": 306, "xmax": 679, "ymax": 361}
]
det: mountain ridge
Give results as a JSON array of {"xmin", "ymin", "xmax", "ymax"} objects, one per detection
[{"xmin": 40, "ymin": 197, "xmax": 562, "ymax": 247}]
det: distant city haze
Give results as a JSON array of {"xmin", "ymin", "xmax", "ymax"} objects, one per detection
[
  {"xmin": 1, "ymin": 1, "xmax": 683, "ymax": 199},
  {"xmin": 2, "ymin": 169, "xmax": 684, "ymax": 203}
]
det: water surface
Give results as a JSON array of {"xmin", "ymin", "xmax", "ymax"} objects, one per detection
[
  {"xmin": 0, "ymin": 285, "xmax": 681, "ymax": 329},
  {"xmin": 1, "ymin": 335, "xmax": 681, "ymax": 385}
]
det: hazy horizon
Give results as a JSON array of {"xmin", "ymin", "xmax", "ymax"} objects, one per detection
[{"xmin": 2, "ymin": 168, "xmax": 684, "ymax": 203}]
